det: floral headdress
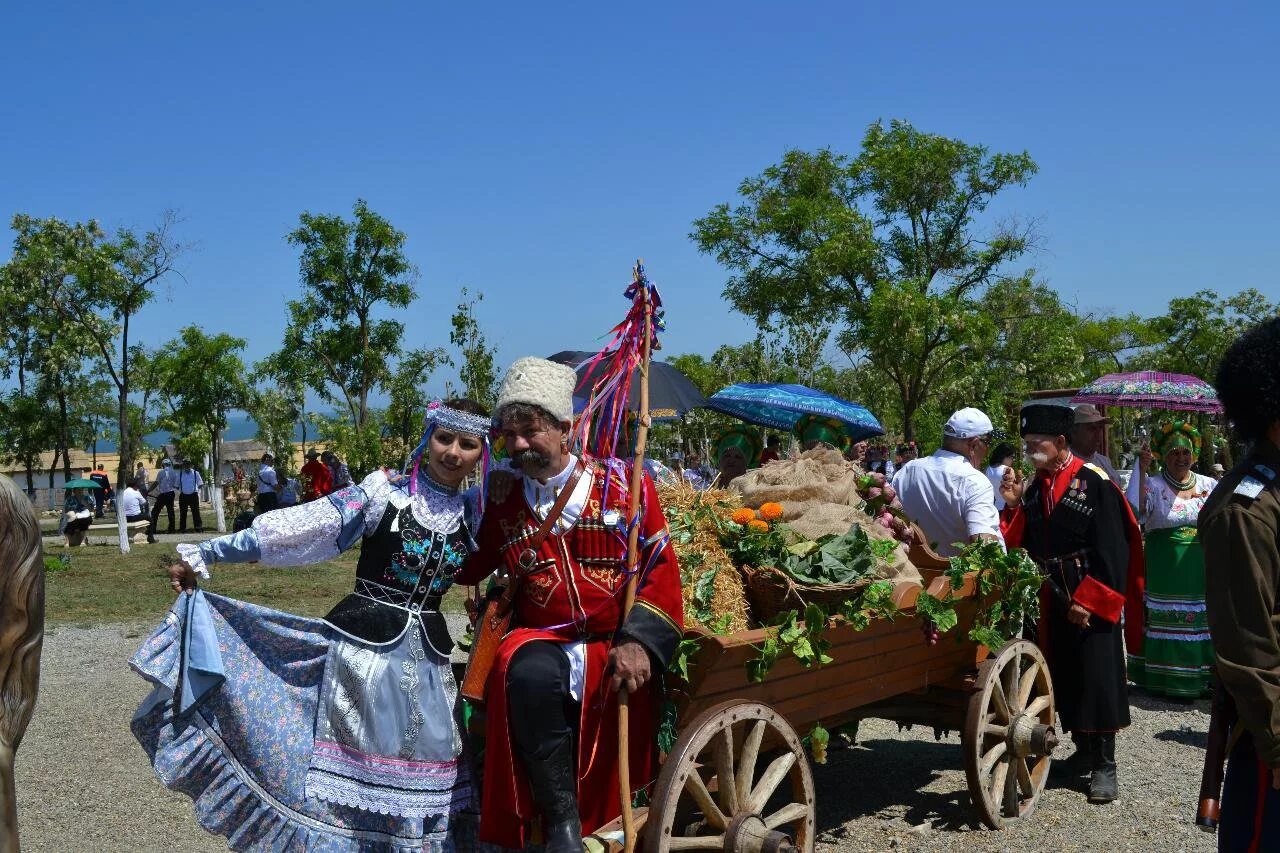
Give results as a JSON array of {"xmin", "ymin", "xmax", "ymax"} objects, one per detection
[
  {"xmin": 792, "ymin": 414, "xmax": 851, "ymax": 453},
  {"xmin": 714, "ymin": 425, "xmax": 763, "ymax": 467},
  {"xmin": 1151, "ymin": 419, "xmax": 1202, "ymax": 461},
  {"xmin": 404, "ymin": 401, "xmax": 494, "ymax": 508}
]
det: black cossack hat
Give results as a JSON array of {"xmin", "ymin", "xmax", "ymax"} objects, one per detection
[{"xmin": 1019, "ymin": 403, "xmax": 1074, "ymax": 438}]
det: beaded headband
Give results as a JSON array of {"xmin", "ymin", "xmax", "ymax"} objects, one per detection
[{"xmin": 425, "ymin": 402, "xmax": 491, "ymax": 436}]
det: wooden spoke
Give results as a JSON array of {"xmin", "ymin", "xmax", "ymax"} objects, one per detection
[
  {"xmin": 764, "ymin": 802, "xmax": 810, "ymax": 830},
  {"xmin": 682, "ymin": 772, "xmax": 727, "ymax": 830},
  {"xmin": 980, "ymin": 741, "xmax": 1007, "ymax": 776},
  {"xmin": 1002, "ymin": 754, "xmax": 1019, "ymax": 816},
  {"xmin": 988, "ymin": 759, "xmax": 1009, "ymax": 805},
  {"xmin": 1017, "ymin": 660, "xmax": 1041, "ymax": 707},
  {"xmin": 712, "ymin": 726, "xmax": 738, "ymax": 813},
  {"xmin": 744, "ymin": 751, "xmax": 797, "ymax": 814},
  {"xmin": 1016, "ymin": 757, "xmax": 1033, "ymax": 797},
  {"xmin": 668, "ymin": 837, "xmax": 724, "ymax": 850},
  {"xmin": 646, "ymin": 701, "xmax": 815, "ymax": 853},
  {"xmin": 736, "ymin": 719, "xmax": 765, "ymax": 799},
  {"xmin": 964, "ymin": 640, "xmax": 1057, "ymax": 830},
  {"xmin": 991, "ymin": 679, "xmax": 1012, "ymax": 722}
]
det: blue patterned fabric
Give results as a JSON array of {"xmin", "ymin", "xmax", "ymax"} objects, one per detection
[
  {"xmin": 131, "ymin": 592, "xmax": 464, "ymax": 852},
  {"xmin": 703, "ymin": 382, "xmax": 884, "ymax": 441}
]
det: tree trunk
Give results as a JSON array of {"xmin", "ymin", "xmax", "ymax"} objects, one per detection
[
  {"xmin": 211, "ymin": 426, "xmax": 226, "ymax": 533},
  {"xmin": 57, "ymin": 391, "xmax": 73, "ymax": 483}
]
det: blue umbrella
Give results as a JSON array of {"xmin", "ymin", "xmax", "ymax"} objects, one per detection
[
  {"xmin": 702, "ymin": 382, "xmax": 885, "ymax": 442},
  {"xmin": 546, "ymin": 350, "xmax": 705, "ymax": 422}
]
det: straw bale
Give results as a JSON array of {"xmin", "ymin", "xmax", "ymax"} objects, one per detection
[{"xmin": 657, "ymin": 480, "xmax": 751, "ymax": 633}]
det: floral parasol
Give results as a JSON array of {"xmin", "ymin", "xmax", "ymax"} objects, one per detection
[{"xmin": 1071, "ymin": 371, "xmax": 1222, "ymax": 414}]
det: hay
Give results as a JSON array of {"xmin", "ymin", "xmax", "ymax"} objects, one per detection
[
  {"xmin": 731, "ymin": 447, "xmax": 921, "ymax": 584},
  {"xmin": 657, "ymin": 479, "xmax": 751, "ymax": 633}
]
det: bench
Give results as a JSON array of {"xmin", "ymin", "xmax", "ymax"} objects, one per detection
[{"xmin": 63, "ymin": 520, "xmax": 152, "ymax": 546}]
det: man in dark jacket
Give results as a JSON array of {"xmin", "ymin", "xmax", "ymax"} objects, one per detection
[
  {"xmin": 1201, "ymin": 316, "xmax": 1280, "ymax": 851},
  {"xmin": 1000, "ymin": 403, "xmax": 1143, "ymax": 804}
]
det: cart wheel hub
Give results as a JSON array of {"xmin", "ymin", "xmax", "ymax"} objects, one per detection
[
  {"xmin": 724, "ymin": 814, "xmax": 796, "ymax": 853},
  {"xmin": 1008, "ymin": 713, "xmax": 1057, "ymax": 758}
]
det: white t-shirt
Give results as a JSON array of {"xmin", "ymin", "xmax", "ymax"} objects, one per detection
[
  {"xmin": 985, "ymin": 464, "xmax": 1009, "ymax": 510},
  {"xmin": 892, "ymin": 449, "xmax": 1003, "ymax": 557},
  {"xmin": 120, "ymin": 487, "xmax": 146, "ymax": 517}
]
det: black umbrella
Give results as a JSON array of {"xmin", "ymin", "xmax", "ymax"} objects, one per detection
[{"xmin": 546, "ymin": 350, "xmax": 706, "ymax": 422}]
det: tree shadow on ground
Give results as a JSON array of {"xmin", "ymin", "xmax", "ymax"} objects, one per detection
[
  {"xmin": 811, "ymin": 735, "xmax": 981, "ymax": 842},
  {"xmin": 1153, "ymin": 727, "xmax": 1208, "ymax": 749}
]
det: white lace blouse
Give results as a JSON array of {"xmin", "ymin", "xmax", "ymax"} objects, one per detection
[{"xmin": 1125, "ymin": 470, "xmax": 1217, "ymax": 531}]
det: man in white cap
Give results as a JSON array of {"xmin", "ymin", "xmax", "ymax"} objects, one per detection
[
  {"xmin": 455, "ymin": 356, "xmax": 683, "ymax": 851},
  {"xmin": 1070, "ymin": 404, "xmax": 1121, "ymax": 482},
  {"xmin": 891, "ymin": 407, "xmax": 1003, "ymax": 557}
]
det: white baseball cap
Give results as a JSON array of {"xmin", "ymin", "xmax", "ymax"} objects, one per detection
[{"xmin": 943, "ymin": 407, "xmax": 995, "ymax": 439}]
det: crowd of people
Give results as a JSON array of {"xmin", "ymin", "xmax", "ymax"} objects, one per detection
[{"xmin": 118, "ymin": 317, "xmax": 1280, "ymax": 851}]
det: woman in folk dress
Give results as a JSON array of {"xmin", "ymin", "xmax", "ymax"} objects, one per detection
[
  {"xmin": 1125, "ymin": 420, "xmax": 1217, "ymax": 699},
  {"xmin": 132, "ymin": 399, "xmax": 492, "ymax": 852}
]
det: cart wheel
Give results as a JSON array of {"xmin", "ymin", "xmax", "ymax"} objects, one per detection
[
  {"xmin": 644, "ymin": 700, "xmax": 815, "ymax": 853},
  {"xmin": 962, "ymin": 639, "xmax": 1057, "ymax": 829}
]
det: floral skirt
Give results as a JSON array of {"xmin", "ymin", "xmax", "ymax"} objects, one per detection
[
  {"xmin": 131, "ymin": 591, "xmax": 471, "ymax": 852},
  {"xmin": 1127, "ymin": 525, "xmax": 1214, "ymax": 699}
]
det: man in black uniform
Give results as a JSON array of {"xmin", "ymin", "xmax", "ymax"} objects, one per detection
[
  {"xmin": 1201, "ymin": 316, "xmax": 1280, "ymax": 850},
  {"xmin": 1001, "ymin": 403, "xmax": 1142, "ymax": 804}
]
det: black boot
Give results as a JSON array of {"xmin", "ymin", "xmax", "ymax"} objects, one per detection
[
  {"xmin": 520, "ymin": 736, "xmax": 581, "ymax": 852},
  {"xmin": 1088, "ymin": 733, "xmax": 1118, "ymax": 803}
]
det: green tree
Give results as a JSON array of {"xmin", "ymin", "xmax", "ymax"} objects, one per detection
[
  {"xmin": 35, "ymin": 212, "xmax": 187, "ymax": 491},
  {"xmin": 1139, "ymin": 288, "xmax": 1278, "ymax": 379},
  {"xmin": 447, "ymin": 287, "xmax": 498, "ymax": 408},
  {"xmin": 384, "ymin": 346, "xmax": 449, "ymax": 463},
  {"xmin": 152, "ymin": 327, "xmax": 249, "ymax": 531},
  {"xmin": 247, "ymin": 389, "xmax": 303, "ymax": 477},
  {"xmin": 692, "ymin": 119, "xmax": 1038, "ymax": 439},
  {"xmin": 281, "ymin": 199, "xmax": 418, "ymax": 431}
]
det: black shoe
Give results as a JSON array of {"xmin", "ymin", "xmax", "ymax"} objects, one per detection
[
  {"xmin": 147, "ymin": 537, "xmax": 157, "ymax": 544},
  {"xmin": 519, "ymin": 736, "xmax": 581, "ymax": 853},
  {"xmin": 1088, "ymin": 733, "xmax": 1118, "ymax": 803}
]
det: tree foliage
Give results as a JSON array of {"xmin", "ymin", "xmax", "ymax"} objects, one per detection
[
  {"xmin": 447, "ymin": 287, "xmax": 499, "ymax": 408},
  {"xmin": 693, "ymin": 120, "xmax": 1039, "ymax": 439},
  {"xmin": 281, "ymin": 199, "xmax": 418, "ymax": 430}
]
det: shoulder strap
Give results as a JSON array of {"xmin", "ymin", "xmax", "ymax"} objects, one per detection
[{"xmin": 497, "ymin": 460, "xmax": 587, "ymax": 610}]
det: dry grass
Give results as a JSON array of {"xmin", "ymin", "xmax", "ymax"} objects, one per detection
[
  {"xmin": 42, "ymin": 541, "xmax": 467, "ymax": 626},
  {"xmin": 659, "ymin": 479, "xmax": 752, "ymax": 633}
]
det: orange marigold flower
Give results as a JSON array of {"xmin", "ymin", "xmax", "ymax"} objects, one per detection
[
  {"xmin": 730, "ymin": 508, "xmax": 756, "ymax": 526},
  {"xmin": 746, "ymin": 519, "xmax": 770, "ymax": 533},
  {"xmin": 758, "ymin": 502, "xmax": 784, "ymax": 521}
]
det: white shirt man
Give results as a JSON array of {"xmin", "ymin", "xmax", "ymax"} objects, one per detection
[
  {"xmin": 1071, "ymin": 404, "xmax": 1120, "ymax": 482},
  {"xmin": 892, "ymin": 408, "xmax": 1004, "ymax": 557},
  {"xmin": 120, "ymin": 484, "xmax": 147, "ymax": 518},
  {"xmin": 256, "ymin": 462, "xmax": 279, "ymax": 495}
]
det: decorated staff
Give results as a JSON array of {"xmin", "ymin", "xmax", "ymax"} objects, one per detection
[{"xmin": 455, "ymin": 263, "xmax": 683, "ymax": 852}]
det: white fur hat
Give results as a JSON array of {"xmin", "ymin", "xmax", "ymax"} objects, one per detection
[{"xmin": 496, "ymin": 357, "xmax": 577, "ymax": 424}]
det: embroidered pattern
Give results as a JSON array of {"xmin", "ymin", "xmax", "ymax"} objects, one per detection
[{"xmin": 398, "ymin": 628, "xmax": 427, "ymax": 759}]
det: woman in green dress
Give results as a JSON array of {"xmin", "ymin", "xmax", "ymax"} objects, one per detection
[{"xmin": 1125, "ymin": 420, "xmax": 1217, "ymax": 698}]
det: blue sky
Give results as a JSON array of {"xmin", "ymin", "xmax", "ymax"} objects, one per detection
[{"xmin": 3, "ymin": 2, "xmax": 1278, "ymax": 399}]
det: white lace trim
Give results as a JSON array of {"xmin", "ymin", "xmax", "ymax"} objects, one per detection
[
  {"xmin": 369, "ymin": 470, "xmax": 467, "ymax": 536},
  {"xmin": 177, "ymin": 543, "xmax": 209, "ymax": 578}
]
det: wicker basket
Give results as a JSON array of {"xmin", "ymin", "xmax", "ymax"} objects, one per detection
[
  {"xmin": 740, "ymin": 564, "xmax": 868, "ymax": 623},
  {"xmin": 741, "ymin": 523, "xmax": 949, "ymax": 623}
]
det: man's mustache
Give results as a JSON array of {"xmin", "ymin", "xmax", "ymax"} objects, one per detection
[{"xmin": 512, "ymin": 449, "xmax": 551, "ymax": 471}]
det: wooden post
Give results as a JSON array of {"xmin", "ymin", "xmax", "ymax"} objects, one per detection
[{"xmin": 618, "ymin": 260, "xmax": 653, "ymax": 853}]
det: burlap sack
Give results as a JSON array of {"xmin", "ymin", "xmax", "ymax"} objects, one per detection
[{"xmin": 731, "ymin": 446, "xmax": 921, "ymax": 584}]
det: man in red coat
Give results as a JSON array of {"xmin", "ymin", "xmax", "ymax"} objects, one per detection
[
  {"xmin": 299, "ymin": 448, "xmax": 332, "ymax": 502},
  {"xmin": 455, "ymin": 356, "xmax": 683, "ymax": 851}
]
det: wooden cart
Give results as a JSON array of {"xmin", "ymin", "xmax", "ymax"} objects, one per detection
[{"xmin": 605, "ymin": 566, "xmax": 1059, "ymax": 853}]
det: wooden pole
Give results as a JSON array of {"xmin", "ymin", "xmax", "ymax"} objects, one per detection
[{"xmin": 618, "ymin": 260, "xmax": 652, "ymax": 853}]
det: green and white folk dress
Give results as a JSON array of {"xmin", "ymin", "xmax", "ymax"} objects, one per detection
[{"xmin": 1125, "ymin": 471, "xmax": 1218, "ymax": 698}]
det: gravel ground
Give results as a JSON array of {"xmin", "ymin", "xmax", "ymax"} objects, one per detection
[{"xmin": 17, "ymin": 623, "xmax": 1215, "ymax": 852}]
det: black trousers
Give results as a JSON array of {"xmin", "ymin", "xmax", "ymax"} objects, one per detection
[
  {"xmin": 255, "ymin": 492, "xmax": 279, "ymax": 516},
  {"xmin": 506, "ymin": 641, "xmax": 580, "ymax": 761},
  {"xmin": 150, "ymin": 491, "xmax": 176, "ymax": 534},
  {"xmin": 179, "ymin": 493, "xmax": 203, "ymax": 531}
]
